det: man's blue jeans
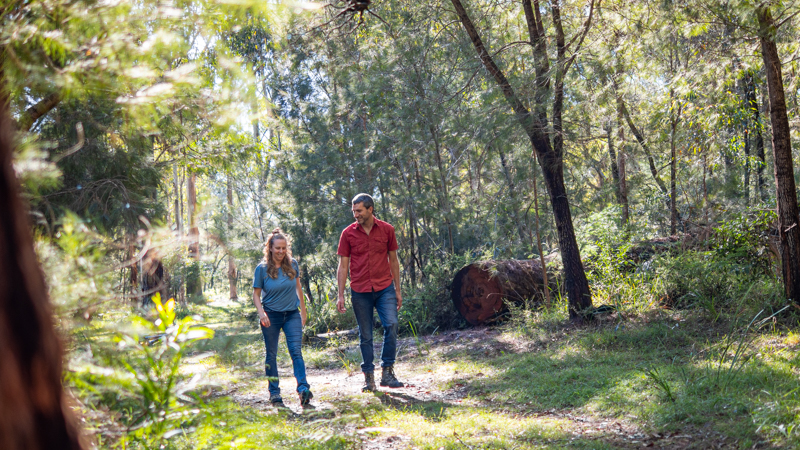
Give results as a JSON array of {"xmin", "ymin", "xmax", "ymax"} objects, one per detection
[
  {"xmin": 351, "ymin": 282, "xmax": 398, "ymax": 373},
  {"xmin": 260, "ymin": 309, "xmax": 310, "ymax": 396}
]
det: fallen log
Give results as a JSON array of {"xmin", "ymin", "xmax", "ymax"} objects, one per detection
[{"xmin": 451, "ymin": 259, "xmax": 558, "ymax": 326}]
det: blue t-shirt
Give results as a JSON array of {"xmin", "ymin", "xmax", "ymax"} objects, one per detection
[{"xmin": 252, "ymin": 259, "xmax": 300, "ymax": 312}]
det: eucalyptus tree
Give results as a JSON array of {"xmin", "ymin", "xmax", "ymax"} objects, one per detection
[{"xmin": 447, "ymin": 0, "xmax": 595, "ymax": 318}]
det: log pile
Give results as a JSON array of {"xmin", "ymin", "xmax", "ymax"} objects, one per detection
[{"xmin": 451, "ymin": 259, "xmax": 559, "ymax": 326}]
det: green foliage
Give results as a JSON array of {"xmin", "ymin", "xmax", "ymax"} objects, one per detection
[
  {"xmin": 712, "ymin": 210, "xmax": 777, "ymax": 274},
  {"xmin": 70, "ymin": 293, "xmax": 214, "ymax": 448},
  {"xmin": 401, "ymin": 252, "xmax": 475, "ymax": 334}
]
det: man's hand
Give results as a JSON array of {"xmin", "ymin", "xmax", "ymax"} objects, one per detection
[
  {"xmin": 336, "ymin": 295, "xmax": 347, "ymax": 314},
  {"xmin": 260, "ymin": 312, "xmax": 270, "ymax": 328},
  {"xmin": 396, "ymin": 290, "xmax": 403, "ymax": 311}
]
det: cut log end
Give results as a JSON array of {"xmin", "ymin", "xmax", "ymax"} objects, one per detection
[
  {"xmin": 452, "ymin": 265, "xmax": 505, "ymax": 325},
  {"xmin": 451, "ymin": 259, "xmax": 557, "ymax": 326}
]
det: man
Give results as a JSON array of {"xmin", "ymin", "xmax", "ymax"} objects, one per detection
[{"xmin": 337, "ymin": 193, "xmax": 404, "ymax": 391}]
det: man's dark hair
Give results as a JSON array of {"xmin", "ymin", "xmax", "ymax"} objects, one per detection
[{"xmin": 352, "ymin": 193, "xmax": 374, "ymax": 211}]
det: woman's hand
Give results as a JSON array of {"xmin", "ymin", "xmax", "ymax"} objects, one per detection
[
  {"xmin": 260, "ymin": 312, "xmax": 270, "ymax": 328},
  {"xmin": 301, "ymin": 309, "xmax": 307, "ymax": 327}
]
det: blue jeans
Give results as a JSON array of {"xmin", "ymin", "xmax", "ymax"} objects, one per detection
[
  {"xmin": 351, "ymin": 282, "xmax": 398, "ymax": 373},
  {"xmin": 260, "ymin": 309, "xmax": 310, "ymax": 396}
]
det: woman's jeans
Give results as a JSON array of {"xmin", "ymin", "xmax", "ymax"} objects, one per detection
[
  {"xmin": 351, "ymin": 282, "xmax": 398, "ymax": 373},
  {"xmin": 260, "ymin": 309, "xmax": 310, "ymax": 396}
]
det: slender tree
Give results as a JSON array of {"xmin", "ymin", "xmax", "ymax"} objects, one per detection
[{"xmin": 449, "ymin": 0, "xmax": 594, "ymax": 319}]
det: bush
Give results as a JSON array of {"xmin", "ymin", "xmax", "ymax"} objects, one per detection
[{"xmin": 400, "ymin": 251, "xmax": 477, "ymax": 334}]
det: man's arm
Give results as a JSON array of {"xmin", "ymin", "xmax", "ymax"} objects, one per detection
[
  {"xmin": 336, "ymin": 255, "xmax": 350, "ymax": 313},
  {"xmin": 388, "ymin": 250, "xmax": 402, "ymax": 311}
]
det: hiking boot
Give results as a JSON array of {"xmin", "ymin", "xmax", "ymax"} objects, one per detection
[
  {"xmin": 299, "ymin": 389, "xmax": 314, "ymax": 406},
  {"xmin": 362, "ymin": 371, "xmax": 376, "ymax": 392},
  {"xmin": 380, "ymin": 365, "xmax": 404, "ymax": 388},
  {"xmin": 269, "ymin": 394, "xmax": 284, "ymax": 406}
]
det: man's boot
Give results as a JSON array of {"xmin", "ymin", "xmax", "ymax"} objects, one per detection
[
  {"xmin": 380, "ymin": 365, "xmax": 404, "ymax": 388},
  {"xmin": 362, "ymin": 371, "xmax": 376, "ymax": 392}
]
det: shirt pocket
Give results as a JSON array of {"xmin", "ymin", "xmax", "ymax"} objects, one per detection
[{"xmin": 371, "ymin": 234, "xmax": 389, "ymax": 253}]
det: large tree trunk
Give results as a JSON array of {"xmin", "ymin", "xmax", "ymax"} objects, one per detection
[
  {"xmin": 226, "ymin": 176, "xmax": 238, "ymax": 301},
  {"xmin": 450, "ymin": 0, "xmax": 593, "ymax": 320},
  {"xmin": 758, "ymin": 7, "xmax": 800, "ymax": 303},
  {"xmin": 0, "ymin": 76, "xmax": 84, "ymax": 449}
]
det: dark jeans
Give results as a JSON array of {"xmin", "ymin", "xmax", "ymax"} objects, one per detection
[
  {"xmin": 351, "ymin": 282, "xmax": 398, "ymax": 373},
  {"xmin": 260, "ymin": 309, "xmax": 309, "ymax": 396}
]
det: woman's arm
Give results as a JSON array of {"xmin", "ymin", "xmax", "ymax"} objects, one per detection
[
  {"xmin": 253, "ymin": 288, "xmax": 269, "ymax": 327},
  {"xmin": 295, "ymin": 277, "xmax": 307, "ymax": 327}
]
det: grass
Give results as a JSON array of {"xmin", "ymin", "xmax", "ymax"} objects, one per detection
[{"xmin": 70, "ymin": 283, "xmax": 800, "ymax": 449}]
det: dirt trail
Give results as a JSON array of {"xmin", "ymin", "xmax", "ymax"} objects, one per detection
[{"xmin": 217, "ymin": 324, "xmax": 743, "ymax": 449}]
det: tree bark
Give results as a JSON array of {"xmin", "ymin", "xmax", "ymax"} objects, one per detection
[
  {"xmin": 605, "ymin": 123, "xmax": 624, "ymax": 214},
  {"xmin": 226, "ymin": 175, "xmax": 238, "ymax": 301},
  {"xmin": 16, "ymin": 92, "xmax": 62, "ymax": 132},
  {"xmin": 758, "ymin": 7, "xmax": 800, "ymax": 303},
  {"xmin": 449, "ymin": 0, "xmax": 592, "ymax": 319},
  {"xmin": 497, "ymin": 142, "xmax": 529, "ymax": 250},
  {"xmin": 187, "ymin": 170, "xmax": 202, "ymax": 298},
  {"xmin": 0, "ymin": 74, "xmax": 84, "ymax": 450},
  {"xmin": 669, "ymin": 87, "xmax": 681, "ymax": 235}
]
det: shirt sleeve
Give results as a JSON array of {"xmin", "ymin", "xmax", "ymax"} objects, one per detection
[
  {"xmin": 337, "ymin": 228, "xmax": 351, "ymax": 257},
  {"xmin": 292, "ymin": 259, "xmax": 300, "ymax": 276},
  {"xmin": 252, "ymin": 264, "xmax": 265, "ymax": 289},
  {"xmin": 387, "ymin": 225, "xmax": 398, "ymax": 252}
]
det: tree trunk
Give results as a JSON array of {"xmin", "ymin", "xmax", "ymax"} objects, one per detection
[
  {"xmin": 430, "ymin": 125, "xmax": 455, "ymax": 254},
  {"xmin": 450, "ymin": 0, "xmax": 592, "ymax": 319},
  {"xmin": 616, "ymin": 90, "xmax": 669, "ymax": 195},
  {"xmin": 605, "ymin": 123, "xmax": 624, "ymax": 215},
  {"xmin": 226, "ymin": 176, "xmax": 238, "ymax": 301},
  {"xmin": 669, "ymin": 89, "xmax": 680, "ymax": 235},
  {"xmin": 173, "ymin": 162, "xmax": 182, "ymax": 234},
  {"xmin": 758, "ymin": 7, "xmax": 800, "ymax": 303},
  {"xmin": 497, "ymin": 142, "xmax": 529, "ymax": 250},
  {"xmin": 531, "ymin": 157, "xmax": 551, "ymax": 305},
  {"xmin": 187, "ymin": 171, "xmax": 202, "ymax": 298},
  {"xmin": 615, "ymin": 60, "xmax": 630, "ymax": 224},
  {"xmin": 0, "ymin": 75, "xmax": 84, "ymax": 450}
]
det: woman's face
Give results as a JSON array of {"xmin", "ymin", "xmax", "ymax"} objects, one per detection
[{"xmin": 271, "ymin": 238, "xmax": 287, "ymax": 263}]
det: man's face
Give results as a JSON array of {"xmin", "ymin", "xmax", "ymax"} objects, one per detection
[{"xmin": 352, "ymin": 202, "xmax": 373, "ymax": 225}]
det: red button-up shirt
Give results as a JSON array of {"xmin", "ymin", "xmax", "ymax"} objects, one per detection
[{"xmin": 337, "ymin": 218, "xmax": 398, "ymax": 293}]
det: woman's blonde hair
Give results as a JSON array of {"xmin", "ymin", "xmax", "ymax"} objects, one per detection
[{"xmin": 262, "ymin": 228, "xmax": 298, "ymax": 280}]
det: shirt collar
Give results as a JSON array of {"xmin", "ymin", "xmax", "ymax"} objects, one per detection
[{"xmin": 354, "ymin": 218, "xmax": 380, "ymax": 233}]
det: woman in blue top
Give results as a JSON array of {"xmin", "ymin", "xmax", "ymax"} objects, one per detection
[{"xmin": 252, "ymin": 228, "xmax": 313, "ymax": 407}]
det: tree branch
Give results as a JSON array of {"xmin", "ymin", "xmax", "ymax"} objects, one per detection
[{"xmin": 16, "ymin": 92, "xmax": 61, "ymax": 132}]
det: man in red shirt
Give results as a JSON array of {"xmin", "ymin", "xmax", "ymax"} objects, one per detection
[{"xmin": 337, "ymin": 193, "xmax": 404, "ymax": 391}]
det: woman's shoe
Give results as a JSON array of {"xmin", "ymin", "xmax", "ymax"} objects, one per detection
[
  {"xmin": 269, "ymin": 394, "xmax": 284, "ymax": 406},
  {"xmin": 299, "ymin": 389, "xmax": 314, "ymax": 406}
]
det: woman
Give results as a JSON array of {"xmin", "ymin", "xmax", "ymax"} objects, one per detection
[{"xmin": 252, "ymin": 228, "xmax": 313, "ymax": 407}]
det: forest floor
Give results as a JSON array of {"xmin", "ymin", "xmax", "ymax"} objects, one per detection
[{"xmin": 186, "ymin": 296, "xmax": 798, "ymax": 449}]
